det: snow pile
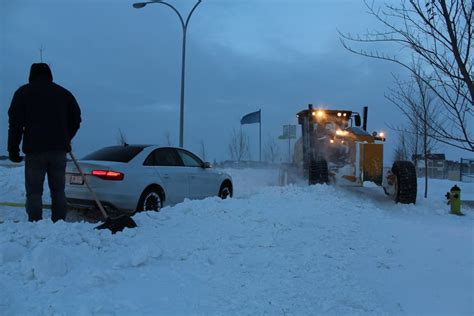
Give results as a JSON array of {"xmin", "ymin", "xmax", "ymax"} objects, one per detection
[
  {"xmin": 0, "ymin": 166, "xmax": 26, "ymax": 203},
  {"xmin": 219, "ymin": 167, "xmax": 279, "ymax": 197},
  {"xmin": 0, "ymin": 166, "xmax": 473, "ymax": 315}
]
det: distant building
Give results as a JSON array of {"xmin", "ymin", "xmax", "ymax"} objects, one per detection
[
  {"xmin": 460, "ymin": 158, "xmax": 474, "ymax": 183},
  {"xmin": 413, "ymin": 153, "xmax": 447, "ymax": 179},
  {"xmin": 412, "ymin": 154, "xmax": 474, "ymax": 182}
]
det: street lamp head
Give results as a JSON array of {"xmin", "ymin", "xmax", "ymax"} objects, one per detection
[
  {"xmin": 132, "ymin": 2, "xmax": 147, "ymax": 8},
  {"xmin": 133, "ymin": 0, "xmax": 165, "ymax": 8}
]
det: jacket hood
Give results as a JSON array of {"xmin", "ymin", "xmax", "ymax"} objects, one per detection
[{"xmin": 28, "ymin": 63, "xmax": 53, "ymax": 83}]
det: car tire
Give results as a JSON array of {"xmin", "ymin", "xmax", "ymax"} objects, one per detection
[
  {"xmin": 218, "ymin": 182, "xmax": 232, "ymax": 199},
  {"xmin": 136, "ymin": 187, "xmax": 163, "ymax": 213}
]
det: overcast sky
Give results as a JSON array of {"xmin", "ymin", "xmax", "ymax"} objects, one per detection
[{"xmin": 0, "ymin": 0, "xmax": 468, "ymax": 162}]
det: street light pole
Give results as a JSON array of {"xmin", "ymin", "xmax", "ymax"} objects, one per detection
[{"xmin": 133, "ymin": 0, "xmax": 202, "ymax": 148}]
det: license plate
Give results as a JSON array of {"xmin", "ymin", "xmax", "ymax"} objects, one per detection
[{"xmin": 70, "ymin": 175, "xmax": 84, "ymax": 185}]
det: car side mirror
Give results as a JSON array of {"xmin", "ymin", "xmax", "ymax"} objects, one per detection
[
  {"xmin": 202, "ymin": 162, "xmax": 212, "ymax": 169},
  {"xmin": 354, "ymin": 114, "xmax": 361, "ymax": 127}
]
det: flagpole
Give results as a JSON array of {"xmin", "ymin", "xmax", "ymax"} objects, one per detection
[
  {"xmin": 259, "ymin": 109, "xmax": 262, "ymax": 162},
  {"xmin": 288, "ymin": 124, "xmax": 291, "ymax": 162}
]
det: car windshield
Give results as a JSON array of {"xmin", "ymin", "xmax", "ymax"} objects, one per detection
[{"xmin": 82, "ymin": 146, "xmax": 147, "ymax": 163}]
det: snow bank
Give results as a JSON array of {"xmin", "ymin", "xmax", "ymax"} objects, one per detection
[
  {"xmin": 0, "ymin": 166, "xmax": 26, "ymax": 204},
  {"xmin": 218, "ymin": 167, "xmax": 280, "ymax": 197},
  {"xmin": 0, "ymin": 166, "xmax": 473, "ymax": 315}
]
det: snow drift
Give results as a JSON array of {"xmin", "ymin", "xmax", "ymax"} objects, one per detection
[{"xmin": 0, "ymin": 166, "xmax": 472, "ymax": 315}]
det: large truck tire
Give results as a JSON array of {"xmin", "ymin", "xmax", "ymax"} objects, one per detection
[
  {"xmin": 309, "ymin": 160, "xmax": 329, "ymax": 185},
  {"xmin": 392, "ymin": 161, "xmax": 417, "ymax": 204}
]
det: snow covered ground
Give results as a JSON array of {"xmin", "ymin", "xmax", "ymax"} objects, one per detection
[{"xmin": 0, "ymin": 166, "xmax": 473, "ymax": 315}]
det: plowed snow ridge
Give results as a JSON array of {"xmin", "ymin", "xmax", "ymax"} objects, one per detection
[{"xmin": 0, "ymin": 166, "xmax": 472, "ymax": 315}]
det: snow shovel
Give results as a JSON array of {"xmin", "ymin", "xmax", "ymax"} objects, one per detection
[{"xmin": 69, "ymin": 152, "xmax": 137, "ymax": 234}]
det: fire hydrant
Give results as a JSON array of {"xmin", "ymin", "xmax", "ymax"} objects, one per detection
[{"xmin": 446, "ymin": 185, "xmax": 463, "ymax": 216}]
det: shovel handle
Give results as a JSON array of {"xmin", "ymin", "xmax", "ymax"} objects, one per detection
[{"xmin": 69, "ymin": 152, "xmax": 109, "ymax": 220}]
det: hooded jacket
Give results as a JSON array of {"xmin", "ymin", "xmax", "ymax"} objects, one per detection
[{"xmin": 8, "ymin": 63, "xmax": 82, "ymax": 154}]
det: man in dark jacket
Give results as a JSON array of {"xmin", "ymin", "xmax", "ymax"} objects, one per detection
[{"xmin": 8, "ymin": 63, "xmax": 81, "ymax": 222}]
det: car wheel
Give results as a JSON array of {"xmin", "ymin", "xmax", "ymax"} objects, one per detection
[
  {"xmin": 137, "ymin": 187, "xmax": 163, "ymax": 212},
  {"xmin": 219, "ymin": 182, "xmax": 232, "ymax": 199}
]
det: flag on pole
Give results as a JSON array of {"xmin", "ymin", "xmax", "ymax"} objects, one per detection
[
  {"xmin": 240, "ymin": 110, "xmax": 261, "ymax": 125},
  {"xmin": 240, "ymin": 109, "xmax": 262, "ymax": 161}
]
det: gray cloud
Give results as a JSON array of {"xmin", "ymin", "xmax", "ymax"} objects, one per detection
[{"xmin": 1, "ymin": 0, "xmax": 465, "ymax": 161}]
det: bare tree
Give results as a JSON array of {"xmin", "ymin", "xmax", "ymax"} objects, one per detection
[
  {"xmin": 264, "ymin": 135, "xmax": 280, "ymax": 163},
  {"xmin": 163, "ymin": 131, "xmax": 172, "ymax": 146},
  {"xmin": 199, "ymin": 140, "xmax": 207, "ymax": 161},
  {"xmin": 117, "ymin": 128, "xmax": 128, "ymax": 146},
  {"xmin": 228, "ymin": 128, "xmax": 249, "ymax": 161},
  {"xmin": 393, "ymin": 128, "xmax": 410, "ymax": 161},
  {"xmin": 387, "ymin": 68, "xmax": 440, "ymax": 197},
  {"xmin": 340, "ymin": 0, "xmax": 473, "ymax": 151}
]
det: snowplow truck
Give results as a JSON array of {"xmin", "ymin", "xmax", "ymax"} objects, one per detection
[{"xmin": 280, "ymin": 104, "xmax": 417, "ymax": 204}]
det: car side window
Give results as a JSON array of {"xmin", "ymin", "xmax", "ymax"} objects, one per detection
[
  {"xmin": 143, "ymin": 148, "xmax": 182, "ymax": 166},
  {"xmin": 177, "ymin": 149, "xmax": 203, "ymax": 167},
  {"xmin": 143, "ymin": 152, "xmax": 155, "ymax": 166}
]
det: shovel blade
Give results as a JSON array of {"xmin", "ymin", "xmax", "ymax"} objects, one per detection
[{"xmin": 95, "ymin": 215, "xmax": 137, "ymax": 234}]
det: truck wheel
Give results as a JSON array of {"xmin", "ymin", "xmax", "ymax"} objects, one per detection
[
  {"xmin": 309, "ymin": 160, "xmax": 329, "ymax": 185},
  {"xmin": 392, "ymin": 161, "xmax": 417, "ymax": 204}
]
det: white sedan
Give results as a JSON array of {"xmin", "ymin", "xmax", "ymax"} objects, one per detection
[{"xmin": 65, "ymin": 145, "xmax": 233, "ymax": 214}]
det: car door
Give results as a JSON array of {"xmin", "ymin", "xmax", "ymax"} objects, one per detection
[
  {"xmin": 143, "ymin": 148, "xmax": 189, "ymax": 205},
  {"xmin": 176, "ymin": 149, "xmax": 218, "ymax": 199}
]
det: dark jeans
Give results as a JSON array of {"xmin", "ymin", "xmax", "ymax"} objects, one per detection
[{"xmin": 25, "ymin": 151, "xmax": 67, "ymax": 222}]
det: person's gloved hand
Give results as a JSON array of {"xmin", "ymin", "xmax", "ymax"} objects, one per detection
[{"xmin": 8, "ymin": 152, "xmax": 23, "ymax": 163}]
